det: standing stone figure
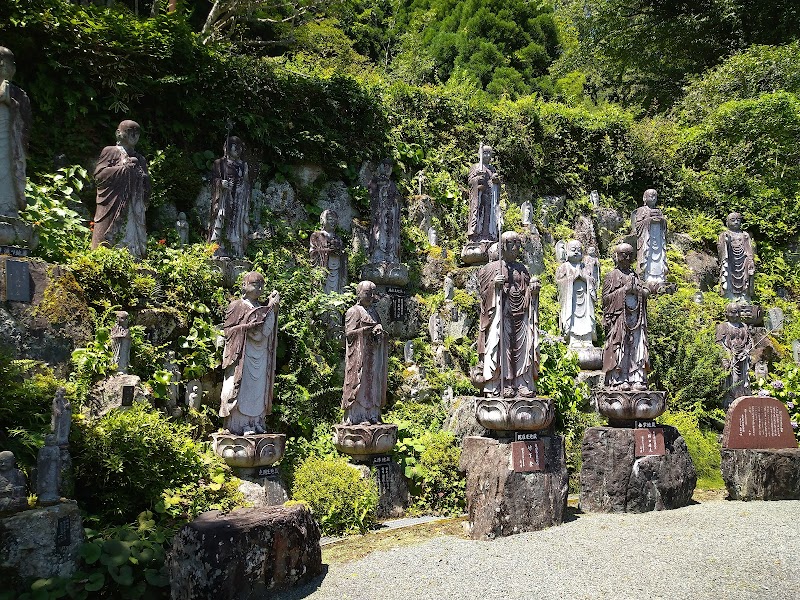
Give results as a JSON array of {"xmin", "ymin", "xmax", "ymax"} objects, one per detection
[
  {"xmin": 0, "ymin": 47, "xmax": 32, "ymax": 247},
  {"xmin": 51, "ymin": 388, "xmax": 71, "ymax": 447},
  {"xmin": 585, "ymin": 245, "xmax": 601, "ymax": 296},
  {"xmin": 476, "ymin": 231, "xmax": 540, "ymax": 398},
  {"xmin": 111, "ymin": 311, "xmax": 132, "ymax": 374},
  {"xmin": 367, "ymin": 159, "xmax": 401, "ymax": 265},
  {"xmin": 36, "ymin": 434, "xmax": 61, "ymax": 505},
  {"xmin": 219, "ymin": 272, "xmax": 279, "ymax": 435},
  {"xmin": 0, "ymin": 450, "xmax": 27, "ymax": 514},
  {"xmin": 163, "ymin": 350, "xmax": 181, "ymax": 408},
  {"xmin": 718, "ymin": 212, "xmax": 755, "ymax": 302},
  {"xmin": 91, "ymin": 120, "xmax": 150, "ymax": 258},
  {"xmin": 716, "ymin": 303, "xmax": 752, "ymax": 410},
  {"xmin": 602, "ymin": 243, "xmax": 650, "ymax": 390},
  {"xmin": 342, "ymin": 281, "xmax": 389, "ymax": 424},
  {"xmin": 309, "ymin": 209, "xmax": 347, "ymax": 294},
  {"xmin": 631, "ymin": 189, "xmax": 668, "ymax": 290},
  {"xmin": 208, "ymin": 136, "xmax": 251, "ymax": 258},
  {"xmin": 467, "ymin": 145, "xmax": 501, "ymax": 244},
  {"xmin": 176, "ymin": 212, "xmax": 189, "ymax": 246},
  {"xmin": 555, "ymin": 240, "xmax": 597, "ymax": 348}
]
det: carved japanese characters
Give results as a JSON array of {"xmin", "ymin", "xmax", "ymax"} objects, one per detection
[
  {"xmin": 208, "ymin": 136, "xmax": 251, "ymax": 258},
  {"xmin": 718, "ymin": 212, "xmax": 755, "ymax": 303},
  {"xmin": 309, "ymin": 209, "xmax": 347, "ymax": 294},
  {"xmin": 716, "ymin": 303, "xmax": 753, "ymax": 410},
  {"xmin": 555, "ymin": 240, "xmax": 597, "ymax": 348},
  {"xmin": 631, "ymin": 189, "xmax": 668, "ymax": 290}
]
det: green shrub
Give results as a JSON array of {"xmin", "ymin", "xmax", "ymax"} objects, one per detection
[
  {"xmin": 412, "ymin": 431, "xmax": 465, "ymax": 516},
  {"xmin": 69, "ymin": 247, "xmax": 156, "ymax": 311},
  {"xmin": 659, "ymin": 411, "xmax": 723, "ymax": 489},
  {"xmin": 291, "ymin": 456, "xmax": 378, "ymax": 535}
]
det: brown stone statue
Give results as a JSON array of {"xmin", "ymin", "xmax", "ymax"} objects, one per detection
[
  {"xmin": 467, "ymin": 145, "xmax": 501, "ymax": 244},
  {"xmin": 219, "ymin": 271, "xmax": 280, "ymax": 435},
  {"xmin": 208, "ymin": 136, "xmax": 251, "ymax": 257},
  {"xmin": 0, "ymin": 46, "xmax": 32, "ymax": 247},
  {"xmin": 475, "ymin": 231, "xmax": 540, "ymax": 398},
  {"xmin": 631, "ymin": 189, "xmax": 668, "ymax": 290},
  {"xmin": 342, "ymin": 281, "xmax": 388, "ymax": 424},
  {"xmin": 601, "ymin": 243, "xmax": 650, "ymax": 390},
  {"xmin": 718, "ymin": 212, "xmax": 755, "ymax": 303},
  {"xmin": 91, "ymin": 120, "xmax": 150, "ymax": 258},
  {"xmin": 367, "ymin": 158, "xmax": 401, "ymax": 265},
  {"xmin": 0, "ymin": 450, "xmax": 27, "ymax": 514},
  {"xmin": 716, "ymin": 303, "xmax": 753, "ymax": 410},
  {"xmin": 309, "ymin": 209, "xmax": 347, "ymax": 294}
]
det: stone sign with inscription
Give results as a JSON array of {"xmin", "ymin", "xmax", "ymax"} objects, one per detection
[
  {"xmin": 722, "ymin": 396, "xmax": 797, "ymax": 450},
  {"xmin": 511, "ymin": 440, "xmax": 545, "ymax": 472},
  {"xmin": 634, "ymin": 427, "xmax": 666, "ymax": 457}
]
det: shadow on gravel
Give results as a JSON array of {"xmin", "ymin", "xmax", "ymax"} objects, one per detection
[
  {"xmin": 563, "ymin": 505, "xmax": 583, "ymax": 523},
  {"xmin": 272, "ymin": 565, "xmax": 329, "ymax": 600}
]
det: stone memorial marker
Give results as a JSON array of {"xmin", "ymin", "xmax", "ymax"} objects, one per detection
[
  {"xmin": 634, "ymin": 427, "xmax": 666, "ymax": 457},
  {"xmin": 511, "ymin": 440, "xmax": 545, "ymax": 472},
  {"xmin": 386, "ymin": 285, "xmax": 406, "ymax": 322},
  {"xmin": 721, "ymin": 396, "xmax": 797, "ymax": 450},
  {"xmin": 121, "ymin": 385, "xmax": 135, "ymax": 407},
  {"xmin": 4, "ymin": 258, "xmax": 30, "ymax": 302}
]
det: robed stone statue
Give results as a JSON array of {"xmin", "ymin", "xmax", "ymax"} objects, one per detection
[
  {"xmin": 716, "ymin": 302, "xmax": 752, "ymax": 410},
  {"xmin": 467, "ymin": 145, "xmax": 501, "ymax": 244},
  {"xmin": 631, "ymin": 189, "xmax": 668, "ymax": 290},
  {"xmin": 208, "ymin": 136, "xmax": 251, "ymax": 257},
  {"xmin": 556, "ymin": 239, "xmax": 597, "ymax": 348},
  {"xmin": 718, "ymin": 212, "xmax": 755, "ymax": 303},
  {"xmin": 309, "ymin": 209, "xmax": 347, "ymax": 294}
]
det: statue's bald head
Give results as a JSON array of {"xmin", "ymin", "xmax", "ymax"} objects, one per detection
[{"xmin": 0, "ymin": 47, "xmax": 16, "ymax": 81}]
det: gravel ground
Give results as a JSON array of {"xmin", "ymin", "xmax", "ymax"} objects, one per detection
[{"xmin": 276, "ymin": 499, "xmax": 800, "ymax": 600}]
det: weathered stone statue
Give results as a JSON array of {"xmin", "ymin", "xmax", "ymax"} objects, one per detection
[
  {"xmin": 91, "ymin": 120, "xmax": 150, "ymax": 258},
  {"xmin": 0, "ymin": 450, "xmax": 27, "ymax": 514},
  {"xmin": 111, "ymin": 311, "xmax": 131, "ymax": 374},
  {"xmin": 716, "ymin": 303, "xmax": 752, "ymax": 410},
  {"xmin": 208, "ymin": 136, "xmax": 251, "ymax": 258},
  {"xmin": 219, "ymin": 271, "xmax": 279, "ymax": 435},
  {"xmin": 602, "ymin": 243, "xmax": 650, "ymax": 390},
  {"xmin": 368, "ymin": 159, "xmax": 401, "ymax": 265},
  {"xmin": 462, "ymin": 145, "xmax": 502, "ymax": 264},
  {"xmin": 0, "ymin": 47, "xmax": 33, "ymax": 248},
  {"xmin": 309, "ymin": 209, "xmax": 347, "ymax": 294},
  {"xmin": 186, "ymin": 379, "xmax": 202, "ymax": 410},
  {"xmin": 475, "ymin": 231, "xmax": 540, "ymax": 398},
  {"xmin": 341, "ymin": 281, "xmax": 388, "ymax": 424},
  {"xmin": 163, "ymin": 350, "xmax": 181, "ymax": 408},
  {"xmin": 36, "ymin": 434, "xmax": 61, "ymax": 505},
  {"xmin": 51, "ymin": 388, "xmax": 71, "ymax": 447},
  {"xmin": 631, "ymin": 189, "xmax": 668, "ymax": 291},
  {"xmin": 585, "ymin": 245, "xmax": 601, "ymax": 296},
  {"xmin": 718, "ymin": 212, "xmax": 755, "ymax": 302},
  {"xmin": 176, "ymin": 212, "xmax": 189, "ymax": 246},
  {"xmin": 555, "ymin": 240, "xmax": 596, "ymax": 349}
]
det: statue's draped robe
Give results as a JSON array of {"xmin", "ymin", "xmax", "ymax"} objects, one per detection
[
  {"xmin": 477, "ymin": 259, "xmax": 539, "ymax": 395},
  {"xmin": 632, "ymin": 206, "xmax": 668, "ymax": 284},
  {"xmin": 602, "ymin": 268, "xmax": 649, "ymax": 387},
  {"xmin": 718, "ymin": 230, "xmax": 755, "ymax": 301},
  {"xmin": 342, "ymin": 304, "xmax": 388, "ymax": 424},
  {"xmin": 0, "ymin": 81, "xmax": 30, "ymax": 217},
  {"xmin": 367, "ymin": 178, "xmax": 401, "ymax": 264},
  {"xmin": 309, "ymin": 230, "xmax": 347, "ymax": 294},
  {"xmin": 715, "ymin": 320, "xmax": 752, "ymax": 409},
  {"xmin": 91, "ymin": 145, "xmax": 150, "ymax": 258},
  {"xmin": 220, "ymin": 297, "xmax": 278, "ymax": 434},
  {"xmin": 209, "ymin": 157, "xmax": 250, "ymax": 257},
  {"xmin": 555, "ymin": 260, "xmax": 596, "ymax": 347},
  {"xmin": 467, "ymin": 163, "xmax": 500, "ymax": 243}
]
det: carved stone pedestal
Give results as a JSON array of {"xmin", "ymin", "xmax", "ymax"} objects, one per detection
[
  {"xmin": 460, "ymin": 241, "xmax": 491, "ymax": 265},
  {"xmin": 721, "ymin": 448, "xmax": 800, "ymax": 500},
  {"xmin": 333, "ymin": 423, "xmax": 397, "ymax": 463},
  {"xmin": 352, "ymin": 457, "xmax": 409, "ymax": 518},
  {"xmin": 360, "ymin": 262, "xmax": 409, "ymax": 287},
  {"xmin": 236, "ymin": 465, "xmax": 289, "ymax": 508},
  {"xmin": 579, "ymin": 425, "xmax": 696, "ymax": 513},
  {"xmin": 573, "ymin": 346, "xmax": 603, "ymax": 371},
  {"xmin": 211, "ymin": 432, "xmax": 286, "ymax": 468},
  {"xmin": 593, "ymin": 388, "xmax": 666, "ymax": 426},
  {"xmin": 474, "ymin": 396, "xmax": 554, "ymax": 435},
  {"xmin": 459, "ymin": 435, "xmax": 568, "ymax": 540}
]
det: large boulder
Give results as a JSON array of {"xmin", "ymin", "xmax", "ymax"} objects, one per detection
[
  {"xmin": 721, "ymin": 449, "xmax": 800, "ymax": 500},
  {"xmin": 169, "ymin": 506, "xmax": 322, "ymax": 600}
]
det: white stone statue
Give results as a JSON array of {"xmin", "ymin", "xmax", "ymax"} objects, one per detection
[
  {"xmin": 176, "ymin": 212, "xmax": 189, "ymax": 246},
  {"xmin": 555, "ymin": 240, "xmax": 597, "ymax": 348},
  {"xmin": 631, "ymin": 189, "xmax": 668, "ymax": 290},
  {"xmin": 51, "ymin": 388, "xmax": 71, "ymax": 447},
  {"xmin": 163, "ymin": 350, "xmax": 181, "ymax": 408},
  {"xmin": 111, "ymin": 311, "xmax": 132, "ymax": 374},
  {"xmin": 219, "ymin": 271, "xmax": 279, "ymax": 435},
  {"xmin": 309, "ymin": 209, "xmax": 347, "ymax": 294}
]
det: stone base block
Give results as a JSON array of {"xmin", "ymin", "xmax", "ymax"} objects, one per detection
[
  {"xmin": 353, "ymin": 459, "xmax": 410, "ymax": 519},
  {"xmin": 237, "ymin": 470, "xmax": 289, "ymax": 507},
  {"xmin": 169, "ymin": 506, "xmax": 322, "ymax": 600},
  {"xmin": 444, "ymin": 395, "xmax": 489, "ymax": 441},
  {"xmin": 580, "ymin": 425, "xmax": 696, "ymax": 513},
  {"xmin": 0, "ymin": 216, "xmax": 37, "ymax": 249},
  {"xmin": 87, "ymin": 373, "xmax": 148, "ymax": 418},
  {"xmin": 721, "ymin": 448, "xmax": 800, "ymax": 500},
  {"xmin": 0, "ymin": 502, "xmax": 83, "ymax": 584},
  {"xmin": 459, "ymin": 435, "xmax": 568, "ymax": 540},
  {"xmin": 460, "ymin": 241, "xmax": 491, "ymax": 265}
]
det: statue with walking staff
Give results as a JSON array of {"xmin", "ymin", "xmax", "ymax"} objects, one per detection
[
  {"xmin": 208, "ymin": 135, "xmax": 251, "ymax": 258},
  {"xmin": 462, "ymin": 144, "xmax": 502, "ymax": 264}
]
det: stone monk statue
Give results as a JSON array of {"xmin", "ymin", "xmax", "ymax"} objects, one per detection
[
  {"xmin": 91, "ymin": 120, "xmax": 150, "ymax": 258},
  {"xmin": 476, "ymin": 231, "xmax": 540, "ymax": 398},
  {"xmin": 602, "ymin": 243, "xmax": 650, "ymax": 390},
  {"xmin": 208, "ymin": 136, "xmax": 251, "ymax": 257},
  {"xmin": 219, "ymin": 271, "xmax": 280, "ymax": 435},
  {"xmin": 0, "ymin": 450, "xmax": 27, "ymax": 514},
  {"xmin": 718, "ymin": 212, "xmax": 755, "ymax": 303},
  {"xmin": 309, "ymin": 209, "xmax": 347, "ymax": 294},
  {"xmin": 367, "ymin": 158, "xmax": 401, "ymax": 265},
  {"xmin": 467, "ymin": 144, "xmax": 501, "ymax": 244},
  {"xmin": 716, "ymin": 303, "xmax": 752, "ymax": 410},
  {"xmin": 631, "ymin": 189, "xmax": 668, "ymax": 290},
  {"xmin": 0, "ymin": 47, "xmax": 32, "ymax": 246},
  {"xmin": 555, "ymin": 239, "xmax": 597, "ymax": 348},
  {"xmin": 342, "ymin": 281, "xmax": 388, "ymax": 425}
]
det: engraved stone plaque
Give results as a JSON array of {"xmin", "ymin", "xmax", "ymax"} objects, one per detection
[
  {"xmin": 514, "ymin": 432, "xmax": 539, "ymax": 442},
  {"xmin": 121, "ymin": 385, "xmax": 135, "ymax": 407},
  {"xmin": 634, "ymin": 427, "xmax": 666, "ymax": 457},
  {"xmin": 722, "ymin": 396, "xmax": 797, "ymax": 449},
  {"xmin": 372, "ymin": 455, "xmax": 392, "ymax": 495},
  {"xmin": 511, "ymin": 440, "xmax": 545, "ymax": 472},
  {"xmin": 257, "ymin": 466, "xmax": 280, "ymax": 479},
  {"xmin": 56, "ymin": 516, "xmax": 71, "ymax": 548},
  {"xmin": 5, "ymin": 259, "xmax": 31, "ymax": 302},
  {"xmin": 386, "ymin": 286, "xmax": 406, "ymax": 322}
]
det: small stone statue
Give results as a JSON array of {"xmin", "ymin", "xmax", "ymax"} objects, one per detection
[
  {"xmin": 601, "ymin": 243, "xmax": 650, "ymax": 390},
  {"xmin": 467, "ymin": 144, "xmax": 502, "ymax": 245},
  {"xmin": 0, "ymin": 450, "xmax": 27, "ymax": 514},
  {"xmin": 716, "ymin": 303, "xmax": 752, "ymax": 410},
  {"xmin": 91, "ymin": 120, "xmax": 150, "ymax": 258},
  {"xmin": 404, "ymin": 340, "xmax": 415, "ymax": 365},
  {"xmin": 51, "ymin": 388, "xmax": 71, "ymax": 447},
  {"xmin": 36, "ymin": 434, "xmax": 61, "ymax": 505},
  {"xmin": 631, "ymin": 189, "xmax": 668, "ymax": 290},
  {"xmin": 475, "ymin": 231, "xmax": 540, "ymax": 398},
  {"xmin": 555, "ymin": 240, "xmax": 597, "ymax": 348},
  {"xmin": 208, "ymin": 136, "xmax": 251, "ymax": 258},
  {"xmin": 718, "ymin": 212, "xmax": 755, "ymax": 303},
  {"xmin": 428, "ymin": 312, "xmax": 444, "ymax": 344},
  {"xmin": 444, "ymin": 274, "xmax": 455, "ymax": 301},
  {"xmin": 163, "ymin": 350, "xmax": 181, "ymax": 408},
  {"xmin": 754, "ymin": 360, "xmax": 769, "ymax": 380},
  {"xmin": 367, "ymin": 158, "xmax": 401, "ymax": 265},
  {"xmin": 415, "ymin": 170, "xmax": 426, "ymax": 196},
  {"xmin": 793, "ymin": 340, "xmax": 800, "ymax": 366},
  {"xmin": 176, "ymin": 212, "xmax": 189, "ymax": 246},
  {"xmin": 585, "ymin": 245, "xmax": 601, "ymax": 296},
  {"xmin": 0, "ymin": 47, "xmax": 32, "ymax": 247},
  {"xmin": 342, "ymin": 281, "xmax": 388, "ymax": 424},
  {"xmin": 427, "ymin": 225, "xmax": 438, "ymax": 247},
  {"xmin": 309, "ymin": 209, "xmax": 347, "ymax": 294},
  {"xmin": 590, "ymin": 190, "xmax": 600, "ymax": 209},
  {"xmin": 111, "ymin": 311, "xmax": 132, "ymax": 374},
  {"xmin": 520, "ymin": 200, "xmax": 534, "ymax": 228},
  {"xmin": 186, "ymin": 380, "xmax": 202, "ymax": 410},
  {"xmin": 220, "ymin": 272, "xmax": 279, "ymax": 435}
]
